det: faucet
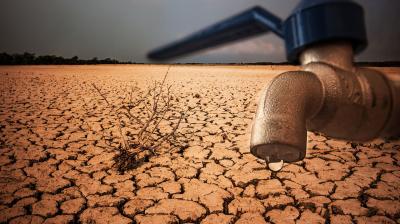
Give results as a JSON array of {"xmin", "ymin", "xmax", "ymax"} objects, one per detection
[
  {"xmin": 147, "ymin": 0, "xmax": 400, "ymax": 166},
  {"xmin": 250, "ymin": 41, "xmax": 400, "ymax": 165}
]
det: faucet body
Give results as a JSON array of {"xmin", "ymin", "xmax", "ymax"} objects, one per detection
[{"xmin": 251, "ymin": 42, "xmax": 400, "ymax": 163}]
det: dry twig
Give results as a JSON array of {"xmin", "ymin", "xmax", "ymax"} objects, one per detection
[{"xmin": 91, "ymin": 66, "xmax": 187, "ymax": 173}]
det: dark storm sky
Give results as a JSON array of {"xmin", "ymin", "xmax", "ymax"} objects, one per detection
[{"xmin": 0, "ymin": 0, "xmax": 399, "ymax": 63}]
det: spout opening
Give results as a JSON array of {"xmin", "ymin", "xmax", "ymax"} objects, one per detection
[{"xmin": 250, "ymin": 143, "xmax": 304, "ymax": 163}]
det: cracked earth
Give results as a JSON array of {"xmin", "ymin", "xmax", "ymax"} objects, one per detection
[{"xmin": 0, "ymin": 65, "xmax": 399, "ymax": 224}]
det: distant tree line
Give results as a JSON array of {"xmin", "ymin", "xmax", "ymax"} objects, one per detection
[
  {"xmin": 1, "ymin": 52, "xmax": 399, "ymax": 66},
  {"xmin": 0, "ymin": 52, "xmax": 127, "ymax": 65}
]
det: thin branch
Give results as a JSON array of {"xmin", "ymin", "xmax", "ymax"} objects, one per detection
[
  {"xmin": 137, "ymin": 67, "xmax": 170, "ymax": 141},
  {"xmin": 92, "ymin": 83, "xmax": 130, "ymax": 151},
  {"xmin": 119, "ymin": 106, "xmax": 144, "ymax": 125},
  {"xmin": 152, "ymin": 112, "xmax": 183, "ymax": 150}
]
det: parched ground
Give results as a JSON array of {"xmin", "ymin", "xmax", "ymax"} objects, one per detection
[{"xmin": 0, "ymin": 65, "xmax": 399, "ymax": 224}]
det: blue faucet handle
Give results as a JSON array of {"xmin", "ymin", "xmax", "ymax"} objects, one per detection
[{"xmin": 147, "ymin": 6, "xmax": 283, "ymax": 60}]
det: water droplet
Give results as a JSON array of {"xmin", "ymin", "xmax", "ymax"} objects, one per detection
[{"xmin": 268, "ymin": 160, "xmax": 284, "ymax": 172}]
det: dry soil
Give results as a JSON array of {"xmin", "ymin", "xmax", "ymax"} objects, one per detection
[{"xmin": 0, "ymin": 65, "xmax": 399, "ymax": 224}]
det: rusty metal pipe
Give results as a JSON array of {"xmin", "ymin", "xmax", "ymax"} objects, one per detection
[{"xmin": 251, "ymin": 42, "xmax": 400, "ymax": 164}]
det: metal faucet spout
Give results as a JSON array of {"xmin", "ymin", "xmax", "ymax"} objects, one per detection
[{"xmin": 251, "ymin": 71, "xmax": 323, "ymax": 162}]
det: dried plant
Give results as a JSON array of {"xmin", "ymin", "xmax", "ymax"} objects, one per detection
[{"xmin": 91, "ymin": 67, "xmax": 187, "ymax": 172}]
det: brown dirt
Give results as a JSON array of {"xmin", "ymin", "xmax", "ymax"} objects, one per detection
[{"xmin": 0, "ymin": 65, "xmax": 399, "ymax": 224}]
